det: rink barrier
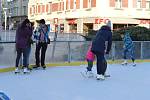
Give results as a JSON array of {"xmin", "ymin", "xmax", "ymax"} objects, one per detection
[
  {"xmin": 0, "ymin": 60, "xmax": 150, "ymax": 73},
  {"xmin": 0, "ymin": 41, "xmax": 150, "ymax": 73}
]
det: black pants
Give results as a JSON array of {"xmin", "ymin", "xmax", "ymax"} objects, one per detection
[
  {"xmin": 87, "ymin": 59, "xmax": 93, "ymax": 71},
  {"xmin": 35, "ymin": 42, "xmax": 48, "ymax": 66},
  {"xmin": 95, "ymin": 52, "xmax": 107, "ymax": 75},
  {"xmin": 16, "ymin": 48, "xmax": 28, "ymax": 68}
]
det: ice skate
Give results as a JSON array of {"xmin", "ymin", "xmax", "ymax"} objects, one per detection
[
  {"xmin": 14, "ymin": 68, "xmax": 20, "ymax": 74},
  {"xmin": 80, "ymin": 70, "xmax": 94, "ymax": 78},
  {"xmin": 23, "ymin": 68, "xmax": 30, "ymax": 74},
  {"xmin": 132, "ymin": 62, "xmax": 136, "ymax": 67},
  {"xmin": 96, "ymin": 74, "xmax": 105, "ymax": 80},
  {"xmin": 104, "ymin": 73, "xmax": 111, "ymax": 77},
  {"xmin": 86, "ymin": 71, "xmax": 94, "ymax": 78},
  {"xmin": 121, "ymin": 60, "xmax": 128, "ymax": 66},
  {"xmin": 42, "ymin": 65, "xmax": 46, "ymax": 70}
]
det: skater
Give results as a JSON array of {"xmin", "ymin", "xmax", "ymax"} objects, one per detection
[
  {"xmin": 91, "ymin": 25, "xmax": 112, "ymax": 80},
  {"xmin": 15, "ymin": 19, "xmax": 33, "ymax": 73},
  {"xmin": 85, "ymin": 43, "xmax": 95, "ymax": 77},
  {"xmin": 120, "ymin": 31, "xmax": 136, "ymax": 66},
  {"xmin": 34, "ymin": 19, "xmax": 50, "ymax": 69},
  {"xmin": 25, "ymin": 22, "xmax": 34, "ymax": 69}
]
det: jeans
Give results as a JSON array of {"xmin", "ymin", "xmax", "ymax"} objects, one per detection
[
  {"xmin": 23, "ymin": 45, "xmax": 31, "ymax": 66},
  {"xmin": 124, "ymin": 48, "xmax": 135, "ymax": 62},
  {"xmin": 16, "ymin": 48, "xmax": 28, "ymax": 68}
]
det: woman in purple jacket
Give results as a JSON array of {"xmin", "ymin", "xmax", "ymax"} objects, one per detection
[{"xmin": 15, "ymin": 19, "xmax": 32, "ymax": 73}]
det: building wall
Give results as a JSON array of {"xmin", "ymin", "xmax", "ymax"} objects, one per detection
[
  {"xmin": 0, "ymin": 0, "xmax": 1, "ymax": 21},
  {"xmin": 28, "ymin": 0, "xmax": 150, "ymax": 33},
  {"xmin": 6, "ymin": 0, "xmax": 29, "ymax": 28}
]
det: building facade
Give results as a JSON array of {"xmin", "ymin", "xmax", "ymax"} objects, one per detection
[
  {"xmin": 0, "ymin": 0, "xmax": 2, "ymax": 30},
  {"xmin": 4, "ymin": 0, "xmax": 29, "ymax": 29},
  {"xmin": 28, "ymin": 0, "xmax": 150, "ymax": 34}
]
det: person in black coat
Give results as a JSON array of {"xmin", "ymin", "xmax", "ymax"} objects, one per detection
[{"xmin": 91, "ymin": 25, "xmax": 112, "ymax": 80}]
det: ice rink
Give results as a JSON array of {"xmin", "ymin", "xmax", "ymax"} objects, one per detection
[{"xmin": 0, "ymin": 62, "xmax": 150, "ymax": 100}]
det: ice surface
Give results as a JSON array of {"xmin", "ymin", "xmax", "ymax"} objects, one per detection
[{"xmin": 0, "ymin": 62, "xmax": 150, "ymax": 100}]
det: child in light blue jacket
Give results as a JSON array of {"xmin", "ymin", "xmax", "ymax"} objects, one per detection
[{"xmin": 120, "ymin": 31, "xmax": 136, "ymax": 66}]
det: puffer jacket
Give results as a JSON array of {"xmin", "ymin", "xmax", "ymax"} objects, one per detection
[
  {"xmin": 91, "ymin": 26, "xmax": 112, "ymax": 54},
  {"xmin": 15, "ymin": 24, "xmax": 32, "ymax": 49},
  {"xmin": 34, "ymin": 24, "xmax": 49, "ymax": 43},
  {"xmin": 123, "ymin": 32, "xmax": 134, "ymax": 50}
]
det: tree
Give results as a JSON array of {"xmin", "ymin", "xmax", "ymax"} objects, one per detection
[{"xmin": 113, "ymin": 26, "xmax": 150, "ymax": 41}]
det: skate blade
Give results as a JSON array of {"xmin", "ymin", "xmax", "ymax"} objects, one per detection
[
  {"xmin": 104, "ymin": 75, "xmax": 111, "ymax": 77},
  {"xmin": 96, "ymin": 78, "xmax": 105, "ymax": 81}
]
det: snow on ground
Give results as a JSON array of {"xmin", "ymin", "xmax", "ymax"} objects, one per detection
[{"xmin": 0, "ymin": 62, "xmax": 150, "ymax": 100}]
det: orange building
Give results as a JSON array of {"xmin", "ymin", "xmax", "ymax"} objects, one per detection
[{"xmin": 28, "ymin": 0, "xmax": 150, "ymax": 34}]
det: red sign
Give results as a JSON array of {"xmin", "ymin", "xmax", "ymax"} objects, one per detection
[
  {"xmin": 68, "ymin": 19, "xmax": 76, "ymax": 24},
  {"xmin": 140, "ymin": 20, "xmax": 150, "ymax": 24},
  {"xmin": 95, "ymin": 18, "xmax": 110, "ymax": 24}
]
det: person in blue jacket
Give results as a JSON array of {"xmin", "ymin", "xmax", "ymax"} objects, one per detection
[
  {"xmin": 91, "ymin": 25, "xmax": 112, "ymax": 80},
  {"xmin": 120, "ymin": 31, "xmax": 136, "ymax": 66},
  {"xmin": 33, "ymin": 19, "xmax": 50, "ymax": 69}
]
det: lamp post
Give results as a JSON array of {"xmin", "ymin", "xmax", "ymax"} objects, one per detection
[
  {"xmin": 3, "ymin": 8, "xmax": 7, "ymax": 31},
  {"xmin": 8, "ymin": 13, "xmax": 11, "ymax": 41},
  {"xmin": 3, "ymin": 8, "xmax": 8, "ymax": 41}
]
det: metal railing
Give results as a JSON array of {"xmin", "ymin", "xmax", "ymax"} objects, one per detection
[{"xmin": 0, "ymin": 41, "xmax": 150, "ymax": 68}]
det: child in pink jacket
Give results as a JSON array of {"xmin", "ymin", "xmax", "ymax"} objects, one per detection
[{"xmin": 86, "ymin": 44, "xmax": 95, "ymax": 73}]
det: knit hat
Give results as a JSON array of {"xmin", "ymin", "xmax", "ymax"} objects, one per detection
[{"xmin": 106, "ymin": 20, "xmax": 111, "ymax": 28}]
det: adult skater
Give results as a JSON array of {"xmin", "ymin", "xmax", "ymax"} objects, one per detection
[
  {"xmin": 91, "ymin": 25, "xmax": 112, "ymax": 80},
  {"xmin": 15, "ymin": 19, "xmax": 33, "ymax": 73},
  {"xmin": 120, "ymin": 31, "xmax": 136, "ymax": 66},
  {"xmin": 34, "ymin": 19, "xmax": 49, "ymax": 69}
]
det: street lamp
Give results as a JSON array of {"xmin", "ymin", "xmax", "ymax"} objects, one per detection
[
  {"xmin": 3, "ymin": 8, "xmax": 7, "ymax": 31},
  {"xmin": 3, "ymin": 8, "xmax": 8, "ymax": 41},
  {"xmin": 8, "ymin": 13, "xmax": 12, "ymax": 41}
]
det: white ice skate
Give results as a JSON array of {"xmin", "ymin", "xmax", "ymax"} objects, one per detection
[
  {"xmin": 121, "ymin": 60, "xmax": 128, "ymax": 66},
  {"xmin": 23, "ymin": 68, "xmax": 30, "ymax": 74},
  {"xmin": 80, "ymin": 70, "xmax": 94, "ymax": 78},
  {"xmin": 96, "ymin": 74, "xmax": 105, "ymax": 80},
  {"xmin": 14, "ymin": 68, "xmax": 20, "ymax": 74},
  {"xmin": 132, "ymin": 62, "xmax": 136, "ymax": 67},
  {"xmin": 104, "ymin": 73, "xmax": 111, "ymax": 77},
  {"xmin": 87, "ymin": 71, "xmax": 94, "ymax": 78}
]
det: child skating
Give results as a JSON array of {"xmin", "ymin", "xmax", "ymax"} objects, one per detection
[
  {"xmin": 120, "ymin": 31, "xmax": 136, "ymax": 66},
  {"xmin": 84, "ymin": 44, "xmax": 95, "ymax": 78}
]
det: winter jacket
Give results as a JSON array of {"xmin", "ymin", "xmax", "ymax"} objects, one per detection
[
  {"xmin": 91, "ymin": 26, "xmax": 112, "ymax": 54},
  {"xmin": 34, "ymin": 24, "xmax": 49, "ymax": 43},
  {"xmin": 15, "ymin": 24, "xmax": 32, "ymax": 49},
  {"xmin": 86, "ymin": 45, "xmax": 95, "ymax": 61},
  {"xmin": 123, "ymin": 32, "xmax": 133, "ymax": 50}
]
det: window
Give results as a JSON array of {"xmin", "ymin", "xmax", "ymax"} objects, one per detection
[
  {"xmin": 88, "ymin": 0, "xmax": 91, "ymax": 8},
  {"xmin": 66, "ymin": 0, "xmax": 70, "ymax": 10},
  {"xmin": 83, "ymin": 0, "xmax": 95, "ymax": 9},
  {"xmin": 115, "ymin": 0, "xmax": 122, "ymax": 8},
  {"xmin": 137, "ymin": 0, "xmax": 142, "ymax": 9},
  {"xmin": 76, "ymin": 0, "xmax": 80, "ymax": 9},
  {"xmin": 58, "ymin": 1, "xmax": 64, "ymax": 11},
  {"xmin": 48, "ymin": 2, "xmax": 52, "ymax": 13},
  {"xmin": 23, "ymin": 6, "xmax": 27, "ymax": 15},
  {"xmin": 146, "ymin": 0, "xmax": 150, "ymax": 9},
  {"xmin": 14, "ymin": 7, "xmax": 18, "ymax": 16},
  {"xmin": 74, "ymin": 0, "xmax": 76, "ymax": 9}
]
